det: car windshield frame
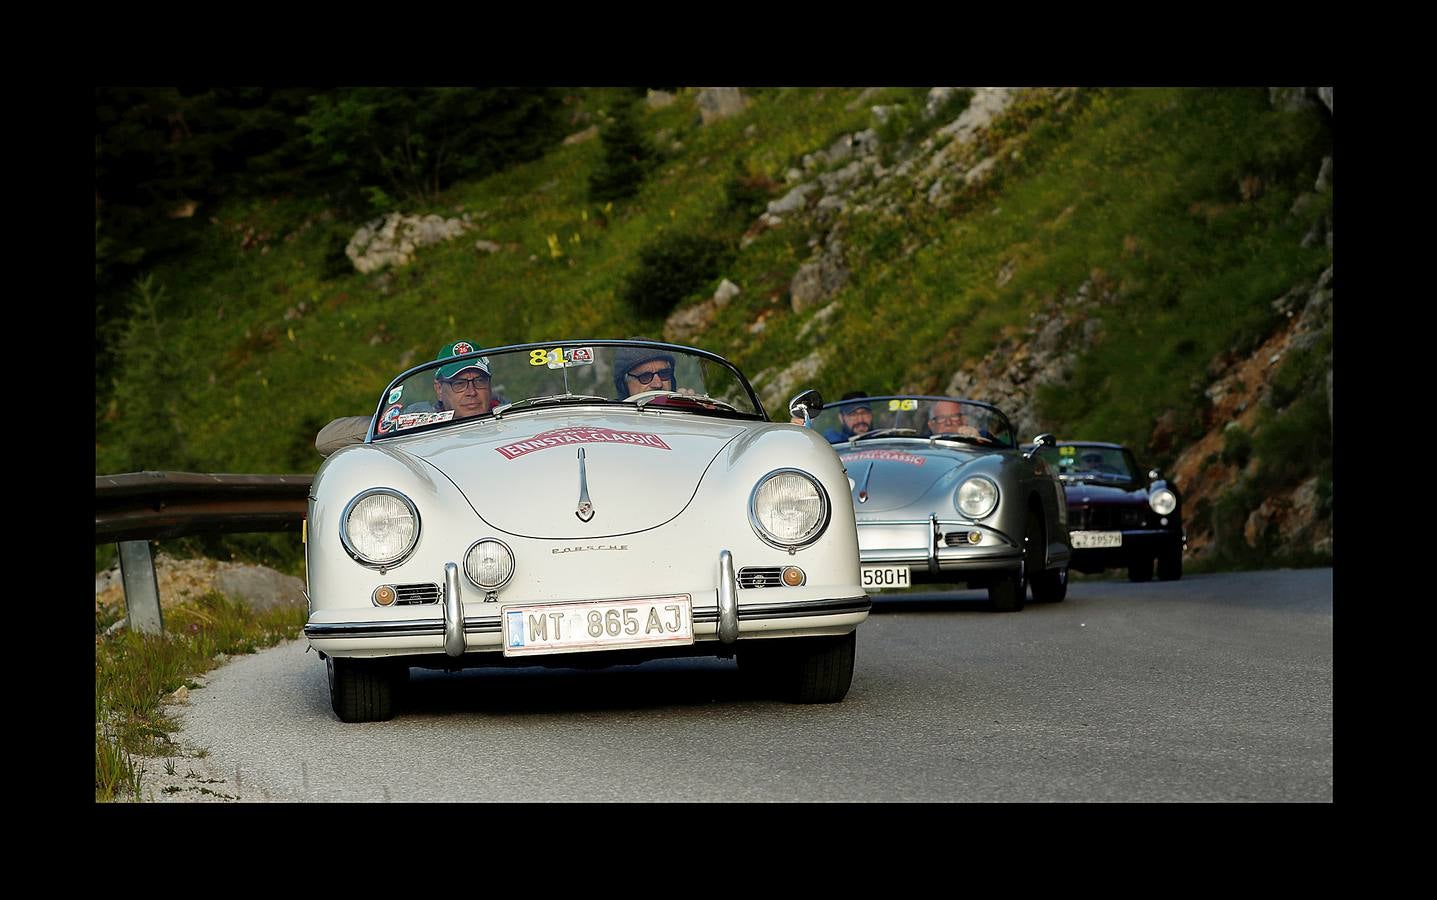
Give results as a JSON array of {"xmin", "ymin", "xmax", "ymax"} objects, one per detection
[
  {"xmin": 814, "ymin": 395, "xmax": 1018, "ymax": 450},
  {"xmin": 1038, "ymin": 443, "xmax": 1141, "ymax": 481},
  {"xmin": 366, "ymin": 340, "xmax": 769, "ymax": 442}
]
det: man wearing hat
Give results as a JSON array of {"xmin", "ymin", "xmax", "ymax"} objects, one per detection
[
  {"xmin": 612, "ymin": 343, "xmax": 678, "ymax": 400},
  {"xmin": 823, "ymin": 390, "xmax": 873, "ymax": 442},
  {"xmin": 430, "ymin": 339, "xmax": 493, "ymax": 418}
]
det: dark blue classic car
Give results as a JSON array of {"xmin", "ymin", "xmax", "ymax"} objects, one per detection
[{"xmin": 1026, "ymin": 441, "xmax": 1185, "ymax": 582}]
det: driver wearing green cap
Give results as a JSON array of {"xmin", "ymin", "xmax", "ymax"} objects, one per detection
[{"xmin": 430, "ymin": 339, "xmax": 493, "ymax": 419}]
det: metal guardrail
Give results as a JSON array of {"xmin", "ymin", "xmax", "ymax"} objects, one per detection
[{"xmin": 95, "ymin": 471, "xmax": 312, "ymax": 635}]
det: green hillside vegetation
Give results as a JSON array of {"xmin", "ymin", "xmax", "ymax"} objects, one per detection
[{"xmin": 96, "ymin": 87, "xmax": 1332, "ymax": 573}]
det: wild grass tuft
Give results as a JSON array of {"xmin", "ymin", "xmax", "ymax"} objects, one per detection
[{"xmin": 94, "ymin": 590, "xmax": 304, "ymax": 801}]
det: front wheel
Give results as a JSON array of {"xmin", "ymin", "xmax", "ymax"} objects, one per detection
[
  {"xmin": 988, "ymin": 568, "xmax": 1026, "ymax": 612},
  {"xmin": 1030, "ymin": 565, "xmax": 1068, "ymax": 603},
  {"xmin": 1157, "ymin": 544, "xmax": 1183, "ymax": 581},
  {"xmin": 1127, "ymin": 556, "xmax": 1154, "ymax": 583},
  {"xmin": 327, "ymin": 656, "xmax": 403, "ymax": 723},
  {"xmin": 737, "ymin": 631, "xmax": 856, "ymax": 703}
]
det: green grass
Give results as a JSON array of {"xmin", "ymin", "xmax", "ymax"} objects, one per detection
[{"xmin": 94, "ymin": 591, "xmax": 305, "ymax": 802}]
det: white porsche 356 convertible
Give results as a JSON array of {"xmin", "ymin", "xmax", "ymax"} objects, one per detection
[{"xmin": 306, "ymin": 340, "xmax": 867, "ymax": 721}]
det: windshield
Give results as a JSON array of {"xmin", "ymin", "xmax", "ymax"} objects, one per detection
[
  {"xmin": 810, "ymin": 396, "xmax": 1017, "ymax": 449},
  {"xmin": 1038, "ymin": 445, "xmax": 1137, "ymax": 480},
  {"xmin": 370, "ymin": 341, "xmax": 764, "ymax": 439}
]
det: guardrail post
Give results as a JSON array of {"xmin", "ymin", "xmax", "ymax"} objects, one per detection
[{"xmin": 118, "ymin": 540, "xmax": 164, "ymax": 635}]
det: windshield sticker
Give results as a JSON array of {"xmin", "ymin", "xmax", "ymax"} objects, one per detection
[
  {"xmin": 529, "ymin": 347, "xmax": 596, "ymax": 369},
  {"xmin": 887, "ymin": 399, "xmax": 918, "ymax": 411},
  {"xmin": 497, "ymin": 426, "xmax": 671, "ymax": 460},
  {"xmin": 395, "ymin": 410, "xmax": 455, "ymax": 431},
  {"xmin": 376, "ymin": 403, "xmax": 404, "ymax": 435},
  {"xmin": 1059, "ymin": 445, "xmax": 1076, "ymax": 456},
  {"xmin": 839, "ymin": 449, "xmax": 926, "ymax": 467},
  {"xmin": 388, "ymin": 387, "xmax": 404, "ymax": 404}
]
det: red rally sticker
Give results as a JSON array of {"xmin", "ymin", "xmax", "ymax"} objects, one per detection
[
  {"xmin": 839, "ymin": 449, "xmax": 926, "ymax": 467},
  {"xmin": 376, "ymin": 403, "xmax": 404, "ymax": 435},
  {"xmin": 497, "ymin": 426, "xmax": 671, "ymax": 460}
]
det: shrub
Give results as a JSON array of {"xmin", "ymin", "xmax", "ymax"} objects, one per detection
[
  {"xmin": 620, "ymin": 232, "xmax": 733, "ymax": 319},
  {"xmin": 588, "ymin": 101, "xmax": 657, "ymax": 205},
  {"xmin": 1220, "ymin": 424, "xmax": 1252, "ymax": 468}
]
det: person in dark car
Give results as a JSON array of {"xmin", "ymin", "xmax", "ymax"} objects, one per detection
[{"xmin": 823, "ymin": 391, "xmax": 873, "ymax": 442}]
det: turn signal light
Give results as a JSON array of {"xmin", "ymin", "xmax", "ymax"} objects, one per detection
[
  {"xmin": 781, "ymin": 566, "xmax": 805, "ymax": 587},
  {"xmin": 968, "ymin": 531, "xmax": 982, "ymax": 544},
  {"xmin": 373, "ymin": 585, "xmax": 397, "ymax": 607}
]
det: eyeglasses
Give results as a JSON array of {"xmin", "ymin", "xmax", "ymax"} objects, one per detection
[
  {"xmin": 929, "ymin": 414, "xmax": 966, "ymax": 427},
  {"xmin": 443, "ymin": 376, "xmax": 490, "ymax": 392},
  {"xmin": 626, "ymin": 367, "xmax": 675, "ymax": 385}
]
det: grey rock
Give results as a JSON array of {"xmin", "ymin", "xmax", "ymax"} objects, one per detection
[
  {"xmin": 346, "ymin": 212, "xmax": 469, "ymax": 274},
  {"xmin": 714, "ymin": 279, "xmax": 741, "ymax": 306},
  {"xmin": 846, "ymin": 87, "xmax": 883, "ymax": 110},
  {"xmin": 695, "ymin": 88, "xmax": 747, "ymax": 124},
  {"xmin": 474, "ymin": 239, "xmax": 502, "ymax": 253},
  {"xmin": 768, "ymin": 183, "xmax": 817, "ymax": 215},
  {"xmin": 215, "ymin": 565, "xmax": 306, "ymax": 614},
  {"xmin": 645, "ymin": 89, "xmax": 675, "ymax": 109},
  {"xmin": 797, "ymin": 301, "xmax": 843, "ymax": 342},
  {"xmin": 790, "ymin": 241, "xmax": 849, "ymax": 313},
  {"xmin": 1315, "ymin": 156, "xmax": 1332, "ymax": 193},
  {"xmin": 562, "ymin": 125, "xmax": 599, "ymax": 146},
  {"xmin": 925, "ymin": 87, "xmax": 964, "ymax": 119},
  {"xmin": 937, "ymin": 87, "xmax": 1016, "ymax": 144},
  {"xmin": 752, "ymin": 349, "xmax": 829, "ymax": 413},
  {"xmin": 965, "ymin": 156, "xmax": 999, "ymax": 185}
]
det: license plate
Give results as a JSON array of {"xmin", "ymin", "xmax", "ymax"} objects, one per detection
[
  {"xmin": 500, "ymin": 595, "xmax": 693, "ymax": 657},
  {"xmin": 1070, "ymin": 530, "xmax": 1122, "ymax": 549},
  {"xmin": 861, "ymin": 565, "xmax": 911, "ymax": 590}
]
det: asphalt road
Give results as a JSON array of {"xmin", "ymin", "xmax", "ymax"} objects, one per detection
[{"xmin": 160, "ymin": 568, "xmax": 1332, "ymax": 802}]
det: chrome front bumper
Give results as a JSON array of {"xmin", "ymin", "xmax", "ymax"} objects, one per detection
[{"xmin": 856, "ymin": 516, "xmax": 1021, "ymax": 574}]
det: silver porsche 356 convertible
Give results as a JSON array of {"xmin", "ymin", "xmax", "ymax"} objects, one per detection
[
  {"xmin": 306, "ymin": 339, "xmax": 868, "ymax": 721},
  {"xmin": 808, "ymin": 395, "xmax": 1072, "ymax": 612}
]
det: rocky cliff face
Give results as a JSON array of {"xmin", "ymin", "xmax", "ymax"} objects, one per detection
[{"xmin": 669, "ymin": 86, "xmax": 1334, "ymax": 568}]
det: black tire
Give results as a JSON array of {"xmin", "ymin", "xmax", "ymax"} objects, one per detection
[
  {"xmin": 988, "ymin": 568, "xmax": 1025, "ymax": 612},
  {"xmin": 1157, "ymin": 544, "xmax": 1183, "ymax": 581},
  {"xmin": 738, "ymin": 631, "xmax": 856, "ymax": 703},
  {"xmin": 1031, "ymin": 564, "xmax": 1069, "ymax": 603},
  {"xmin": 1127, "ymin": 556, "xmax": 1154, "ymax": 583},
  {"xmin": 327, "ymin": 656, "xmax": 400, "ymax": 723}
]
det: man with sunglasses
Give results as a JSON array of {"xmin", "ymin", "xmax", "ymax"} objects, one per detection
[
  {"xmin": 428, "ymin": 339, "xmax": 494, "ymax": 419},
  {"xmin": 612, "ymin": 345, "xmax": 679, "ymax": 399}
]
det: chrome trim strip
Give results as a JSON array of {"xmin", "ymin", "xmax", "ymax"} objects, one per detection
[
  {"xmin": 444, "ymin": 562, "xmax": 466, "ymax": 657},
  {"xmin": 691, "ymin": 596, "xmax": 871, "ymax": 623},
  {"xmin": 857, "ymin": 462, "xmax": 873, "ymax": 504},
  {"xmin": 737, "ymin": 596, "xmax": 871, "ymax": 619},
  {"xmin": 575, "ymin": 447, "xmax": 595, "ymax": 521},
  {"xmin": 717, "ymin": 550, "xmax": 739, "ymax": 643},
  {"xmin": 928, "ymin": 514, "xmax": 940, "ymax": 574},
  {"xmin": 305, "ymin": 621, "xmax": 444, "ymax": 638}
]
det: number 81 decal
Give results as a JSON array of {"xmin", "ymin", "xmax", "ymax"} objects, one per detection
[{"xmin": 529, "ymin": 347, "xmax": 595, "ymax": 369}]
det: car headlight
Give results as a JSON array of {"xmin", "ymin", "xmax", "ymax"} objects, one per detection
[
  {"xmin": 1149, "ymin": 488, "xmax": 1177, "ymax": 516},
  {"xmin": 750, "ymin": 469, "xmax": 829, "ymax": 549},
  {"xmin": 341, "ymin": 489, "xmax": 420, "ymax": 567},
  {"xmin": 956, "ymin": 476, "xmax": 999, "ymax": 519},
  {"xmin": 465, "ymin": 538, "xmax": 516, "ymax": 589}
]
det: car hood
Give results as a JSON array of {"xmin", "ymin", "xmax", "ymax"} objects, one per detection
[
  {"xmin": 836, "ymin": 443, "xmax": 988, "ymax": 511},
  {"xmin": 1062, "ymin": 481, "xmax": 1146, "ymax": 507},
  {"xmin": 387, "ymin": 408, "xmax": 747, "ymax": 538}
]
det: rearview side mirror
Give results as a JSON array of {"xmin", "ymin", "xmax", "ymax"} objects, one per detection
[
  {"xmin": 1024, "ymin": 432, "xmax": 1056, "ymax": 459},
  {"xmin": 1148, "ymin": 469, "xmax": 1162, "ymax": 482},
  {"xmin": 788, "ymin": 389, "xmax": 825, "ymax": 427}
]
